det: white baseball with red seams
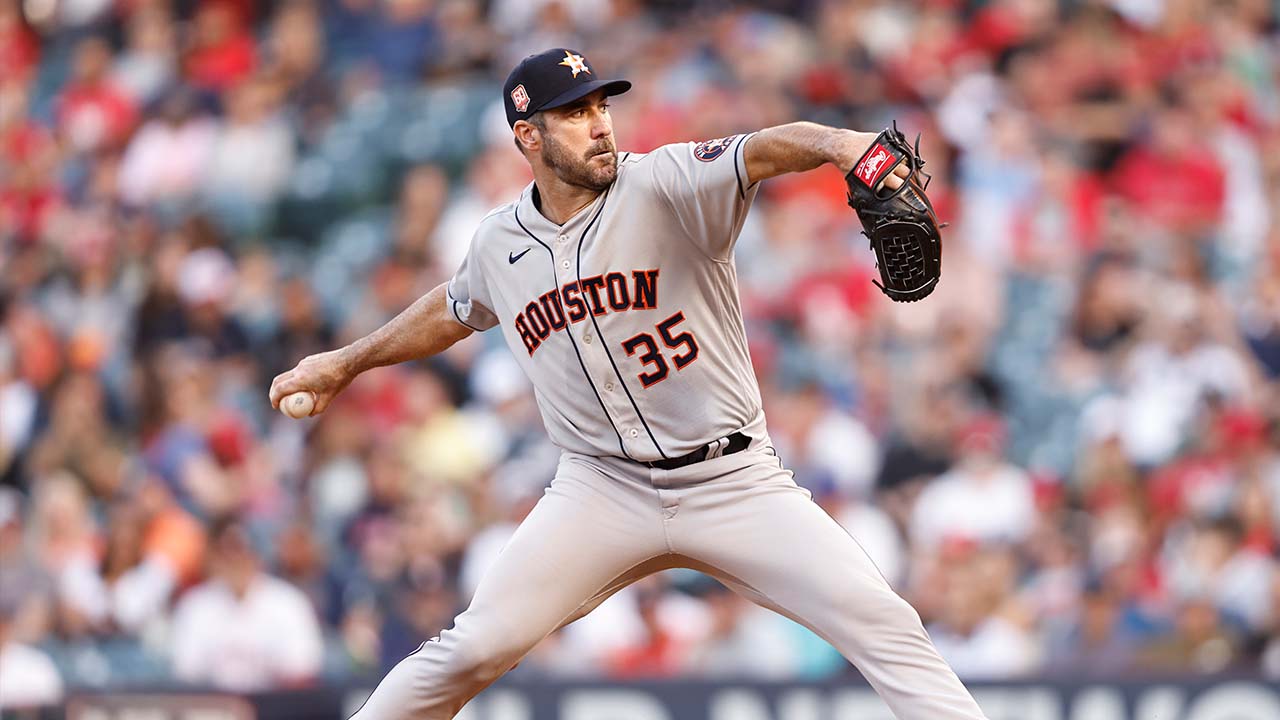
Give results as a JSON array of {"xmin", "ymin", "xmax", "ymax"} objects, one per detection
[
  {"xmin": 350, "ymin": 134, "xmax": 989, "ymax": 720},
  {"xmin": 279, "ymin": 391, "xmax": 315, "ymax": 418}
]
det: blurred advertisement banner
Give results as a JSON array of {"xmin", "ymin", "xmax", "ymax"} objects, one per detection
[
  {"xmin": 64, "ymin": 693, "xmax": 254, "ymax": 720},
  {"xmin": 57, "ymin": 678, "xmax": 1280, "ymax": 720}
]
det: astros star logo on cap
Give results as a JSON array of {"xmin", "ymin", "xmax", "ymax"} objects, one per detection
[{"xmin": 558, "ymin": 51, "xmax": 590, "ymax": 78}]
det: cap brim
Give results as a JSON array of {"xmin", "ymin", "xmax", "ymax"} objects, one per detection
[{"xmin": 534, "ymin": 79, "xmax": 632, "ymax": 115}]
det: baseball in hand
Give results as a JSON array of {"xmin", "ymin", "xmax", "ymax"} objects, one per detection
[{"xmin": 280, "ymin": 391, "xmax": 316, "ymax": 419}]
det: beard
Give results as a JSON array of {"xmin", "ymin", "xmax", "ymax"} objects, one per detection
[{"xmin": 541, "ymin": 133, "xmax": 617, "ymax": 192}]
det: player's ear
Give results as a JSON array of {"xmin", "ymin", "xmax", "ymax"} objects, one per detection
[{"xmin": 513, "ymin": 119, "xmax": 540, "ymax": 154}]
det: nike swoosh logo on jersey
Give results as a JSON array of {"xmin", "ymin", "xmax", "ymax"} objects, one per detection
[{"xmin": 509, "ymin": 248, "xmax": 532, "ymax": 264}]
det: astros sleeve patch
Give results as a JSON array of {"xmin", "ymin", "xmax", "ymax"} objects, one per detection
[
  {"xmin": 648, "ymin": 132, "xmax": 760, "ymax": 261},
  {"xmin": 692, "ymin": 135, "xmax": 740, "ymax": 162}
]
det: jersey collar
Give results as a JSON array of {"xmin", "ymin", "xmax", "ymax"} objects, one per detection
[{"xmin": 521, "ymin": 181, "xmax": 609, "ymax": 238}]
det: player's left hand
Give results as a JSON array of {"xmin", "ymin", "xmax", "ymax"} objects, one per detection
[
  {"xmin": 843, "ymin": 131, "xmax": 912, "ymax": 191},
  {"xmin": 844, "ymin": 123, "xmax": 944, "ymax": 303}
]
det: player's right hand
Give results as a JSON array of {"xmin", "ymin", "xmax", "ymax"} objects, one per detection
[{"xmin": 268, "ymin": 348, "xmax": 357, "ymax": 417}]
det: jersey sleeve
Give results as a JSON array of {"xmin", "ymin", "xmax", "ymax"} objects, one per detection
[
  {"xmin": 446, "ymin": 229, "xmax": 500, "ymax": 332},
  {"xmin": 647, "ymin": 131, "xmax": 760, "ymax": 261}
]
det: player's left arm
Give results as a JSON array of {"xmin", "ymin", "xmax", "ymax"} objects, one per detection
[{"xmin": 743, "ymin": 122, "xmax": 909, "ymax": 187}]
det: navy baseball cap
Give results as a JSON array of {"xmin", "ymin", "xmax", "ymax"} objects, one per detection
[{"xmin": 503, "ymin": 48, "xmax": 631, "ymax": 128}]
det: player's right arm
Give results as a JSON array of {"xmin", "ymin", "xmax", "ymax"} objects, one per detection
[{"xmin": 268, "ymin": 281, "xmax": 472, "ymax": 415}]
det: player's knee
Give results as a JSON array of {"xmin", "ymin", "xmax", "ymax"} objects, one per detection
[
  {"xmin": 845, "ymin": 584, "xmax": 923, "ymax": 630},
  {"xmin": 443, "ymin": 627, "xmax": 526, "ymax": 683},
  {"xmin": 889, "ymin": 593, "xmax": 925, "ymax": 630}
]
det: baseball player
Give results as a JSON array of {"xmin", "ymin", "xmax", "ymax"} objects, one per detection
[{"xmin": 270, "ymin": 49, "xmax": 987, "ymax": 720}]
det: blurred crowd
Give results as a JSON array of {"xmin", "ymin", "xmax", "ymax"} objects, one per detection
[{"xmin": 3, "ymin": 0, "xmax": 1280, "ymax": 705}]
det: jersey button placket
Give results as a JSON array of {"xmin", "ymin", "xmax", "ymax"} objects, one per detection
[{"xmin": 563, "ymin": 227, "xmax": 642, "ymax": 458}]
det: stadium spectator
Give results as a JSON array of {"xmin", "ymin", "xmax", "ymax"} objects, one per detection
[
  {"xmin": 0, "ymin": 488, "xmax": 53, "ymax": 643},
  {"xmin": 56, "ymin": 37, "xmax": 138, "ymax": 154},
  {"xmin": 910, "ymin": 415, "xmax": 1037, "ymax": 551},
  {"xmin": 266, "ymin": 1, "xmax": 338, "ymax": 147},
  {"xmin": 94, "ymin": 479, "xmax": 205, "ymax": 633},
  {"xmin": 366, "ymin": 0, "xmax": 441, "ymax": 83},
  {"xmin": 0, "ymin": 0, "xmax": 39, "ymax": 82},
  {"xmin": 169, "ymin": 517, "xmax": 323, "ymax": 691},
  {"xmin": 0, "ymin": 79, "xmax": 60, "ymax": 245},
  {"xmin": 110, "ymin": 6, "xmax": 177, "ymax": 106},
  {"xmin": 203, "ymin": 78, "xmax": 296, "ymax": 236},
  {"xmin": 927, "ymin": 546, "xmax": 1040, "ymax": 679},
  {"xmin": 185, "ymin": 0, "xmax": 257, "ymax": 93},
  {"xmin": 0, "ymin": 585, "xmax": 63, "ymax": 710},
  {"xmin": 119, "ymin": 88, "xmax": 217, "ymax": 209},
  {"xmin": 680, "ymin": 578, "xmax": 799, "ymax": 679},
  {"xmin": 1045, "ymin": 578, "xmax": 1142, "ymax": 677},
  {"xmin": 606, "ymin": 576, "xmax": 693, "ymax": 679},
  {"xmin": 28, "ymin": 472, "xmax": 102, "ymax": 637},
  {"xmin": 1138, "ymin": 595, "xmax": 1243, "ymax": 674}
]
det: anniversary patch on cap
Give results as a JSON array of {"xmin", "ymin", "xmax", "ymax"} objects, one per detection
[{"xmin": 510, "ymin": 84, "xmax": 530, "ymax": 113}]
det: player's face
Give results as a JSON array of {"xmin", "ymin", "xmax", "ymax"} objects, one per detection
[{"xmin": 540, "ymin": 90, "xmax": 617, "ymax": 192}]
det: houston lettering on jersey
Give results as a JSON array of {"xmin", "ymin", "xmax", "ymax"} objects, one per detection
[{"xmin": 516, "ymin": 269, "xmax": 659, "ymax": 355}]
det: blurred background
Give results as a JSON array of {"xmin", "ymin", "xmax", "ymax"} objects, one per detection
[{"xmin": 1, "ymin": 0, "xmax": 1279, "ymax": 713}]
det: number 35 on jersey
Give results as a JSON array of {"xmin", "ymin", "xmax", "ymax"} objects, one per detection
[{"xmin": 513, "ymin": 268, "xmax": 700, "ymax": 388}]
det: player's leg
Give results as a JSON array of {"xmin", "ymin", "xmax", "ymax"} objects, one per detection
[
  {"xmin": 350, "ymin": 455, "xmax": 667, "ymax": 720},
  {"xmin": 666, "ymin": 451, "xmax": 989, "ymax": 720}
]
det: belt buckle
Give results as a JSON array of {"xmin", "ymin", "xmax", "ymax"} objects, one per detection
[
  {"xmin": 704, "ymin": 435, "xmax": 736, "ymax": 460},
  {"xmin": 650, "ymin": 433, "xmax": 748, "ymax": 471}
]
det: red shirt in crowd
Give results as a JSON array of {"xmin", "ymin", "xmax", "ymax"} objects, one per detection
[
  {"xmin": 0, "ymin": 121, "xmax": 61, "ymax": 242},
  {"xmin": 57, "ymin": 81, "xmax": 139, "ymax": 151},
  {"xmin": 0, "ymin": 15, "xmax": 39, "ymax": 80},
  {"xmin": 606, "ymin": 629, "xmax": 687, "ymax": 678},
  {"xmin": 186, "ymin": 32, "xmax": 258, "ymax": 91},
  {"xmin": 1110, "ymin": 146, "xmax": 1225, "ymax": 232}
]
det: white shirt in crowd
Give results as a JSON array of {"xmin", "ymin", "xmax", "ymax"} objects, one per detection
[
  {"xmin": 119, "ymin": 117, "xmax": 218, "ymax": 205},
  {"xmin": 0, "ymin": 642, "xmax": 64, "ymax": 709},
  {"xmin": 170, "ymin": 574, "xmax": 324, "ymax": 691},
  {"xmin": 911, "ymin": 462, "xmax": 1037, "ymax": 550},
  {"xmin": 928, "ymin": 615, "xmax": 1040, "ymax": 680},
  {"xmin": 1118, "ymin": 339, "xmax": 1251, "ymax": 466},
  {"xmin": 203, "ymin": 118, "xmax": 296, "ymax": 200}
]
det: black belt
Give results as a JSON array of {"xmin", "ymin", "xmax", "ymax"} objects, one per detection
[{"xmin": 646, "ymin": 432, "xmax": 751, "ymax": 471}]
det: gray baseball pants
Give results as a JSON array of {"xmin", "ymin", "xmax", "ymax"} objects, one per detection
[{"xmin": 350, "ymin": 435, "xmax": 988, "ymax": 720}]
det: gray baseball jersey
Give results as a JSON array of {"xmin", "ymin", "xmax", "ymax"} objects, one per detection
[{"xmin": 447, "ymin": 133, "xmax": 764, "ymax": 462}]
